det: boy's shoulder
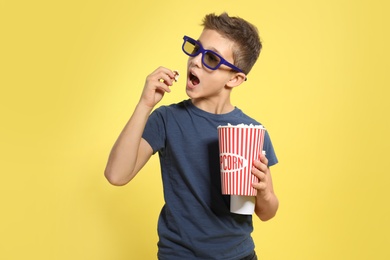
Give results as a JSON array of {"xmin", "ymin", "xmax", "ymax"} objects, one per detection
[
  {"xmin": 154, "ymin": 100, "xmax": 188, "ymax": 113},
  {"xmin": 155, "ymin": 100, "xmax": 262, "ymax": 126}
]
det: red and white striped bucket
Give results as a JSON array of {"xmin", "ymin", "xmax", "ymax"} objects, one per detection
[{"xmin": 218, "ymin": 125, "xmax": 266, "ymax": 196}]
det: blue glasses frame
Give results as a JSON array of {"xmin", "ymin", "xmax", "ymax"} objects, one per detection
[{"xmin": 182, "ymin": 35, "xmax": 244, "ymax": 73}]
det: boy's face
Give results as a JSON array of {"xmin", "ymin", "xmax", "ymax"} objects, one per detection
[{"xmin": 186, "ymin": 29, "xmax": 240, "ymax": 100}]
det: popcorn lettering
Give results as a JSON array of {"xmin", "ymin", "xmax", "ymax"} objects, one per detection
[{"xmin": 220, "ymin": 153, "xmax": 247, "ymax": 172}]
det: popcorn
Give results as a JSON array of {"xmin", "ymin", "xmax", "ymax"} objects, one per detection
[
  {"xmin": 218, "ymin": 123, "xmax": 267, "ymax": 198},
  {"xmin": 173, "ymin": 70, "xmax": 180, "ymax": 82},
  {"xmin": 220, "ymin": 123, "xmax": 265, "ymax": 129}
]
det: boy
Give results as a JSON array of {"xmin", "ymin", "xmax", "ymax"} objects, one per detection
[{"xmin": 105, "ymin": 13, "xmax": 278, "ymax": 260}]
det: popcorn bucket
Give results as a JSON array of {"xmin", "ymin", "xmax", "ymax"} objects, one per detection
[{"xmin": 218, "ymin": 124, "xmax": 266, "ymax": 214}]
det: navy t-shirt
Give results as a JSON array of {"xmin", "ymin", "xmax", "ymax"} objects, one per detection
[{"xmin": 142, "ymin": 99, "xmax": 278, "ymax": 260}]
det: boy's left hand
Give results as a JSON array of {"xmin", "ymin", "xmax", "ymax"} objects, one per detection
[
  {"xmin": 251, "ymin": 154, "xmax": 272, "ymax": 199},
  {"xmin": 251, "ymin": 154, "xmax": 279, "ymax": 221}
]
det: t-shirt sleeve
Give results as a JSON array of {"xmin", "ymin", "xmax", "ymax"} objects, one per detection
[
  {"xmin": 263, "ymin": 130, "xmax": 278, "ymax": 167},
  {"xmin": 142, "ymin": 108, "xmax": 166, "ymax": 154}
]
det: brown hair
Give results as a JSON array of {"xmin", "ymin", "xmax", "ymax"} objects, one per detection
[{"xmin": 202, "ymin": 12, "xmax": 262, "ymax": 75}]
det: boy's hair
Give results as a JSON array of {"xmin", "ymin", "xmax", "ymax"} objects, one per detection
[{"xmin": 202, "ymin": 12, "xmax": 262, "ymax": 75}]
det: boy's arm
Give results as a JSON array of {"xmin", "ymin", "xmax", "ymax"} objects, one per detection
[
  {"xmin": 104, "ymin": 103, "xmax": 153, "ymax": 186},
  {"xmin": 104, "ymin": 67, "xmax": 177, "ymax": 186},
  {"xmin": 252, "ymin": 155, "xmax": 279, "ymax": 221}
]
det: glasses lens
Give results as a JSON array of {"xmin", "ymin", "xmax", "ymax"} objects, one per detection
[
  {"xmin": 183, "ymin": 39, "xmax": 199, "ymax": 56},
  {"xmin": 203, "ymin": 51, "xmax": 221, "ymax": 69}
]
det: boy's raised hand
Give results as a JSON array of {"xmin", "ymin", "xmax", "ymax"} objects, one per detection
[{"xmin": 140, "ymin": 66, "xmax": 177, "ymax": 108}]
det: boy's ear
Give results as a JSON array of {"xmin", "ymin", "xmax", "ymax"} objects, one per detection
[{"xmin": 226, "ymin": 72, "xmax": 247, "ymax": 88}]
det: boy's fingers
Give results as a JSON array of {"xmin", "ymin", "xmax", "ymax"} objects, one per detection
[{"xmin": 259, "ymin": 153, "xmax": 269, "ymax": 167}]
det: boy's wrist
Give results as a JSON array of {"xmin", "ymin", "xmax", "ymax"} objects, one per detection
[{"xmin": 136, "ymin": 100, "xmax": 155, "ymax": 114}]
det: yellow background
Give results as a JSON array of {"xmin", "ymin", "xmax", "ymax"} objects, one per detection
[{"xmin": 1, "ymin": 0, "xmax": 389, "ymax": 259}]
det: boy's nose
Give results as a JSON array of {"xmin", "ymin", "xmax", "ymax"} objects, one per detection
[{"xmin": 190, "ymin": 52, "xmax": 203, "ymax": 68}]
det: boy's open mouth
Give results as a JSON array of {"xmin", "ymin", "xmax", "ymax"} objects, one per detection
[{"xmin": 190, "ymin": 72, "xmax": 200, "ymax": 85}]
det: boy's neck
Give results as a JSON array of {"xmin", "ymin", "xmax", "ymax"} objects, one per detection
[{"xmin": 190, "ymin": 98, "xmax": 234, "ymax": 114}]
